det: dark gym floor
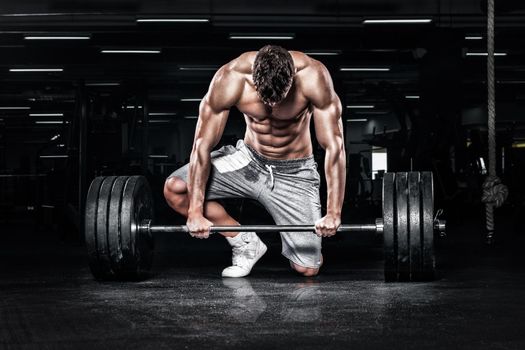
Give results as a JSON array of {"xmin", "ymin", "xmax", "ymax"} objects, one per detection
[{"xmin": 2, "ymin": 216, "xmax": 525, "ymax": 350}]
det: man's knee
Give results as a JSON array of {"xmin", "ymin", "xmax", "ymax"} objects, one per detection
[
  {"xmin": 164, "ymin": 176, "xmax": 187, "ymax": 211},
  {"xmin": 290, "ymin": 261, "xmax": 320, "ymax": 277}
]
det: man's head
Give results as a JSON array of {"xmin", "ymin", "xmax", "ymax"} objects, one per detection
[{"xmin": 252, "ymin": 45, "xmax": 295, "ymax": 106}]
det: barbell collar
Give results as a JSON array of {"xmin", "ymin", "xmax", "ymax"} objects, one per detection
[
  {"xmin": 375, "ymin": 218, "xmax": 384, "ymax": 234},
  {"xmin": 434, "ymin": 219, "xmax": 446, "ymax": 236}
]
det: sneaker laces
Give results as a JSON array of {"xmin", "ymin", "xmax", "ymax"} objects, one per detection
[{"xmin": 232, "ymin": 242, "xmax": 257, "ymax": 267}]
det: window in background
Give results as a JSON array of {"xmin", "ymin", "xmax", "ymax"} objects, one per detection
[{"xmin": 372, "ymin": 147, "xmax": 387, "ymax": 179}]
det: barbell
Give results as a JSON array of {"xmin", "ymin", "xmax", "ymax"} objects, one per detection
[{"xmin": 84, "ymin": 171, "xmax": 445, "ymax": 282}]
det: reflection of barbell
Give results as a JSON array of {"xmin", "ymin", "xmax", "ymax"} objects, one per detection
[{"xmin": 84, "ymin": 171, "xmax": 445, "ymax": 282}]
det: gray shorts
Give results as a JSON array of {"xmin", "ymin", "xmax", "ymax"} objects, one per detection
[{"xmin": 168, "ymin": 139, "xmax": 322, "ymax": 268}]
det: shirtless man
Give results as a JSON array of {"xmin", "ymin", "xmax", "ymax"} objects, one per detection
[{"xmin": 164, "ymin": 45, "xmax": 345, "ymax": 278}]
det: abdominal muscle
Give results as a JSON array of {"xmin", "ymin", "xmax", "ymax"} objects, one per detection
[{"xmin": 242, "ymin": 112, "xmax": 314, "ymax": 160}]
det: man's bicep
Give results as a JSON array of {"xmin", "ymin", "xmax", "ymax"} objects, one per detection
[
  {"xmin": 313, "ymin": 100, "xmax": 343, "ymax": 149},
  {"xmin": 191, "ymin": 65, "xmax": 242, "ymax": 150},
  {"xmin": 193, "ymin": 99, "xmax": 230, "ymax": 151},
  {"xmin": 305, "ymin": 61, "xmax": 343, "ymax": 147}
]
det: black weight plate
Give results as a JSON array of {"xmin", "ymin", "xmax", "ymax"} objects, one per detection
[
  {"xmin": 84, "ymin": 176, "xmax": 107, "ymax": 279},
  {"xmin": 408, "ymin": 172, "xmax": 422, "ymax": 281},
  {"xmin": 95, "ymin": 176, "xmax": 117, "ymax": 279},
  {"xmin": 108, "ymin": 176, "xmax": 129, "ymax": 276},
  {"xmin": 133, "ymin": 176, "xmax": 154, "ymax": 273},
  {"xmin": 421, "ymin": 171, "xmax": 436, "ymax": 280},
  {"xmin": 120, "ymin": 176, "xmax": 154, "ymax": 279},
  {"xmin": 383, "ymin": 172, "xmax": 397, "ymax": 282},
  {"xmin": 396, "ymin": 172, "xmax": 410, "ymax": 281}
]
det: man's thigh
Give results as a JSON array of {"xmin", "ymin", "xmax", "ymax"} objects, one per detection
[
  {"xmin": 167, "ymin": 143, "xmax": 261, "ymax": 200},
  {"xmin": 260, "ymin": 167, "xmax": 323, "ymax": 269}
]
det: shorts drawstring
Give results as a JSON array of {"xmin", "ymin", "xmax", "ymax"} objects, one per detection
[{"xmin": 265, "ymin": 164, "xmax": 275, "ymax": 190}]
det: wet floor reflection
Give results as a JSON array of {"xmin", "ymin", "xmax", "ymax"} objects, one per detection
[
  {"xmin": 280, "ymin": 280, "xmax": 321, "ymax": 322},
  {"xmin": 221, "ymin": 278, "xmax": 322, "ymax": 322},
  {"xmin": 221, "ymin": 278, "xmax": 267, "ymax": 322}
]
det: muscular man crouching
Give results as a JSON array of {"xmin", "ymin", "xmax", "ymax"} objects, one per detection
[{"xmin": 164, "ymin": 45, "xmax": 345, "ymax": 277}]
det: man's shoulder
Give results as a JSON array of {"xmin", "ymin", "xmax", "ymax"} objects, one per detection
[
  {"xmin": 294, "ymin": 54, "xmax": 329, "ymax": 91},
  {"xmin": 289, "ymin": 51, "xmax": 314, "ymax": 71},
  {"xmin": 226, "ymin": 51, "xmax": 257, "ymax": 74},
  {"xmin": 210, "ymin": 52, "xmax": 255, "ymax": 90},
  {"xmin": 207, "ymin": 54, "xmax": 253, "ymax": 108},
  {"xmin": 212, "ymin": 60, "xmax": 246, "ymax": 86},
  {"xmin": 291, "ymin": 52, "xmax": 326, "ymax": 76},
  {"xmin": 293, "ymin": 54, "xmax": 335, "ymax": 106}
]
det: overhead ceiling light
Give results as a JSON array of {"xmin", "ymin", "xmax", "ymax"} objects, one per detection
[
  {"xmin": 35, "ymin": 121, "xmax": 66, "ymax": 124},
  {"xmin": 101, "ymin": 49, "xmax": 161, "ymax": 54},
  {"xmin": 148, "ymin": 155, "xmax": 169, "ymax": 158},
  {"xmin": 229, "ymin": 33, "xmax": 295, "ymax": 40},
  {"xmin": 184, "ymin": 116, "xmax": 199, "ymax": 119},
  {"xmin": 180, "ymin": 98, "xmax": 202, "ymax": 102},
  {"xmin": 149, "ymin": 112, "xmax": 176, "ymax": 116},
  {"xmin": 353, "ymin": 110, "xmax": 390, "ymax": 115},
  {"xmin": 126, "ymin": 105, "xmax": 143, "ymax": 109},
  {"xmin": 137, "ymin": 18, "xmax": 209, "ymax": 23},
  {"xmin": 346, "ymin": 118, "xmax": 368, "ymax": 122},
  {"xmin": 39, "ymin": 155, "xmax": 68, "ymax": 158},
  {"xmin": 340, "ymin": 67, "xmax": 390, "ymax": 72},
  {"xmin": 24, "ymin": 36, "xmax": 90, "ymax": 40},
  {"xmin": 466, "ymin": 52, "xmax": 507, "ymax": 56},
  {"xmin": 148, "ymin": 119, "xmax": 171, "ymax": 123},
  {"xmin": 30, "ymin": 113, "xmax": 64, "ymax": 117},
  {"xmin": 347, "ymin": 105, "xmax": 375, "ymax": 109},
  {"xmin": 363, "ymin": 19, "xmax": 432, "ymax": 24},
  {"xmin": 305, "ymin": 51, "xmax": 341, "ymax": 56},
  {"xmin": 10, "ymin": 68, "xmax": 63, "ymax": 72},
  {"xmin": 465, "ymin": 36, "xmax": 483, "ymax": 40},
  {"xmin": 179, "ymin": 66, "xmax": 218, "ymax": 71},
  {"xmin": 50, "ymin": 134, "xmax": 60, "ymax": 141},
  {"xmin": 498, "ymin": 80, "xmax": 525, "ymax": 84},
  {"xmin": 0, "ymin": 106, "xmax": 30, "ymax": 110},
  {"xmin": 1, "ymin": 13, "xmax": 65, "ymax": 17},
  {"xmin": 86, "ymin": 82, "xmax": 120, "ymax": 86},
  {"xmin": 405, "ymin": 95, "xmax": 420, "ymax": 99}
]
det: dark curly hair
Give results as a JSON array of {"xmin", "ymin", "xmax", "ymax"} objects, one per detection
[{"xmin": 252, "ymin": 45, "xmax": 295, "ymax": 105}]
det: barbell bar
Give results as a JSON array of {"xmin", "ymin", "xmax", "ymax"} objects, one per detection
[
  {"xmin": 141, "ymin": 221, "xmax": 383, "ymax": 234},
  {"xmin": 84, "ymin": 171, "xmax": 445, "ymax": 282},
  {"xmin": 141, "ymin": 219, "xmax": 444, "ymax": 235}
]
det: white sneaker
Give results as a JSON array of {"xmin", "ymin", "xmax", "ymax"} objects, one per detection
[{"xmin": 222, "ymin": 232, "xmax": 267, "ymax": 278}]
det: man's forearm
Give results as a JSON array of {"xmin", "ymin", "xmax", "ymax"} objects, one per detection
[
  {"xmin": 324, "ymin": 142, "xmax": 346, "ymax": 216},
  {"xmin": 187, "ymin": 146, "xmax": 212, "ymax": 217}
]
